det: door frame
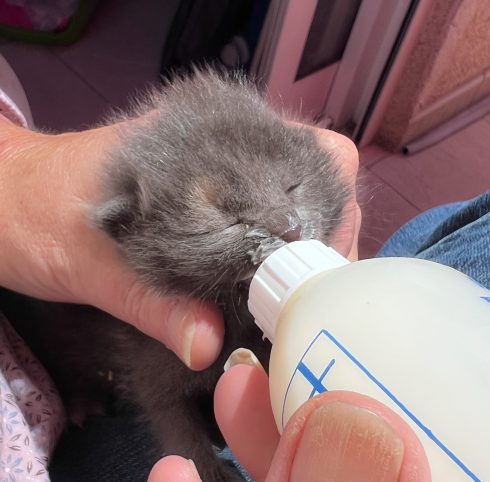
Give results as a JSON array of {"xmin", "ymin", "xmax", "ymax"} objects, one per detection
[{"xmin": 252, "ymin": 0, "xmax": 428, "ymax": 143}]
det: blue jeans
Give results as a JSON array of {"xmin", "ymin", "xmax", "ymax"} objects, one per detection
[
  {"xmin": 50, "ymin": 190, "xmax": 490, "ymax": 481},
  {"xmin": 378, "ymin": 189, "xmax": 490, "ymax": 289}
]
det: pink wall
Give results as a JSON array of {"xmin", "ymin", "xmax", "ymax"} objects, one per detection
[{"xmin": 375, "ymin": 0, "xmax": 490, "ymax": 150}]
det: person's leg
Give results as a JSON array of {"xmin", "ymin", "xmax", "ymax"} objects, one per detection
[{"xmin": 378, "ymin": 190, "xmax": 490, "ymax": 288}]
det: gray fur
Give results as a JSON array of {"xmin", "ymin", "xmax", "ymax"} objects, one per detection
[
  {"xmin": 94, "ymin": 69, "xmax": 347, "ymax": 298},
  {"xmin": 2, "ymin": 70, "xmax": 348, "ymax": 482}
]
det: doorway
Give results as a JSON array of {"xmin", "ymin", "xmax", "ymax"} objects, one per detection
[{"xmin": 251, "ymin": 0, "xmax": 419, "ymax": 144}]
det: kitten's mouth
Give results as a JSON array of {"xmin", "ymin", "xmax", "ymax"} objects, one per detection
[{"xmin": 246, "ymin": 231, "xmax": 287, "ymax": 266}]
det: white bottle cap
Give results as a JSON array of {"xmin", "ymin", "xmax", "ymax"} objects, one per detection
[{"xmin": 248, "ymin": 240, "xmax": 349, "ymax": 342}]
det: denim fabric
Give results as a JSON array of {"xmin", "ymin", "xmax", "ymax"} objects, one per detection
[
  {"xmin": 49, "ymin": 419, "xmax": 250, "ymax": 481},
  {"xmin": 50, "ymin": 190, "xmax": 490, "ymax": 481},
  {"xmin": 49, "ymin": 413, "xmax": 161, "ymax": 482},
  {"xmin": 218, "ymin": 447, "xmax": 252, "ymax": 481},
  {"xmin": 378, "ymin": 190, "xmax": 490, "ymax": 289}
]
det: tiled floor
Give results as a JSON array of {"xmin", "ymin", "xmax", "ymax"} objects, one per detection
[
  {"xmin": 1, "ymin": 0, "xmax": 489, "ymax": 260},
  {"xmin": 358, "ymin": 115, "xmax": 490, "ymax": 258}
]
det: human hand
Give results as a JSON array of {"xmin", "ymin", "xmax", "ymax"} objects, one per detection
[
  {"xmin": 288, "ymin": 124, "xmax": 361, "ymax": 261},
  {"xmin": 312, "ymin": 127, "xmax": 361, "ymax": 261},
  {"xmin": 0, "ymin": 118, "xmax": 223, "ymax": 370},
  {"xmin": 149, "ymin": 362, "xmax": 431, "ymax": 482},
  {"xmin": 0, "ymin": 119, "xmax": 358, "ymax": 373}
]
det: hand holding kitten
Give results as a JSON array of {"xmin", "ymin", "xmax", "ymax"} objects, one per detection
[
  {"xmin": 0, "ymin": 116, "xmax": 223, "ymax": 370},
  {"xmin": 0, "ymin": 86, "xmax": 364, "ymax": 482},
  {"xmin": 0, "ymin": 114, "xmax": 358, "ymax": 371}
]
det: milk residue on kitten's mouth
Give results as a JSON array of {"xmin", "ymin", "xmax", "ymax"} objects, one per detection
[{"xmin": 245, "ymin": 227, "xmax": 288, "ymax": 266}]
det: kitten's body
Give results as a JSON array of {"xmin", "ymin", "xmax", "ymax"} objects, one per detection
[{"xmin": 1, "ymin": 71, "xmax": 348, "ymax": 481}]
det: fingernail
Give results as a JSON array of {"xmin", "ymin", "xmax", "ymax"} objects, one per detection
[
  {"xmin": 167, "ymin": 299, "xmax": 198, "ymax": 368},
  {"xmin": 224, "ymin": 348, "xmax": 264, "ymax": 372},
  {"xmin": 167, "ymin": 300, "xmax": 223, "ymax": 370},
  {"xmin": 291, "ymin": 401, "xmax": 404, "ymax": 482}
]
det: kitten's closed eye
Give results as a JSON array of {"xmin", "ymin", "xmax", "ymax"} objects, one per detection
[{"xmin": 285, "ymin": 182, "xmax": 302, "ymax": 194}]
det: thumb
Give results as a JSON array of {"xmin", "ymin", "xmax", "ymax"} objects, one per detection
[{"xmin": 86, "ymin": 263, "xmax": 224, "ymax": 371}]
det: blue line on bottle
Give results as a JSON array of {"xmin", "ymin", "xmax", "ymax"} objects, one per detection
[
  {"xmin": 297, "ymin": 362, "xmax": 327, "ymax": 395},
  {"xmin": 282, "ymin": 330, "xmax": 326, "ymax": 428},
  {"xmin": 322, "ymin": 329, "xmax": 480, "ymax": 481},
  {"xmin": 481, "ymin": 296, "xmax": 490, "ymax": 304},
  {"xmin": 307, "ymin": 358, "xmax": 336, "ymax": 398}
]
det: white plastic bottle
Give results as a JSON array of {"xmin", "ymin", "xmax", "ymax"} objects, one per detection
[{"xmin": 248, "ymin": 240, "xmax": 490, "ymax": 481}]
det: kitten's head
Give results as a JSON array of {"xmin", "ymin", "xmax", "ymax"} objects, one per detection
[{"xmin": 95, "ymin": 70, "xmax": 348, "ymax": 300}]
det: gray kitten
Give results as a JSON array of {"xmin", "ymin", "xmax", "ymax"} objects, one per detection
[{"xmin": 1, "ymin": 70, "xmax": 348, "ymax": 481}]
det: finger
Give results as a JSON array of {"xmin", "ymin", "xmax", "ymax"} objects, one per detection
[
  {"xmin": 309, "ymin": 128, "xmax": 360, "ymax": 258},
  {"xmin": 115, "ymin": 287, "xmax": 224, "ymax": 371},
  {"xmin": 148, "ymin": 456, "xmax": 202, "ymax": 482},
  {"xmin": 215, "ymin": 363, "xmax": 430, "ymax": 482},
  {"xmin": 289, "ymin": 401, "xmax": 404, "ymax": 482},
  {"xmin": 268, "ymin": 391, "xmax": 431, "ymax": 482},
  {"xmin": 328, "ymin": 199, "xmax": 360, "ymax": 259},
  {"xmin": 289, "ymin": 124, "xmax": 359, "ymax": 191},
  {"xmin": 214, "ymin": 364, "xmax": 280, "ymax": 482},
  {"xmin": 89, "ymin": 261, "xmax": 224, "ymax": 370},
  {"xmin": 346, "ymin": 203, "xmax": 362, "ymax": 261},
  {"xmin": 312, "ymin": 129, "xmax": 359, "ymax": 183}
]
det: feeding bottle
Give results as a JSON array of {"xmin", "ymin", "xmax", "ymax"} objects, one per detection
[{"xmin": 248, "ymin": 240, "xmax": 490, "ymax": 481}]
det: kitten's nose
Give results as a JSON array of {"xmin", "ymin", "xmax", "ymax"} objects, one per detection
[
  {"xmin": 273, "ymin": 213, "xmax": 302, "ymax": 242},
  {"xmin": 282, "ymin": 223, "xmax": 302, "ymax": 242}
]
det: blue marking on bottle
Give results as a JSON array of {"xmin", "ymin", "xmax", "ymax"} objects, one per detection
[
  {"xmin": 283, "ymin": 329, "xmax": 481, "ymax": 481},
  {"xmin": 481, "ymin": 296, "xmax": 490, "ymax": 304},
  {"xmin": 281, "ymin": 330, "xmax": 326, "ymax": 428},
  {"xmin": 297, "ymin": 358, "xmax": 335, "ymax": 398},
  {"xmin": 307, "ymin": 358, "xmax": 335, "ymax": 398},
  {"xmin": 326, "ymin": 330, "xmax": 480, "ymax": 480},
  {"xmin": 297, "ymin": 362, "xmax": 327, "ymax": 395}
]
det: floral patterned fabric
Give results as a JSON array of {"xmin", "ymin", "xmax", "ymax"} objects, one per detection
[{"xmin": 0, "ymin": 312, "xmax": 65, "ymax": 481}]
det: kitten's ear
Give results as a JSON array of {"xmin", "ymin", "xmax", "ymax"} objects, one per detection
[{"xmin": 93, "ymin": 173, "xmax": 146, "ymax": 242}]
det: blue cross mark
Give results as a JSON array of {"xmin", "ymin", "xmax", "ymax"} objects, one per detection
[
  {"xmin": 297, "ymin": 358, "xmax": 336, "ymax": 398},
  {"xmin": 481, "ymin": 296, "xmax": 490, "ymax": 304}
]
